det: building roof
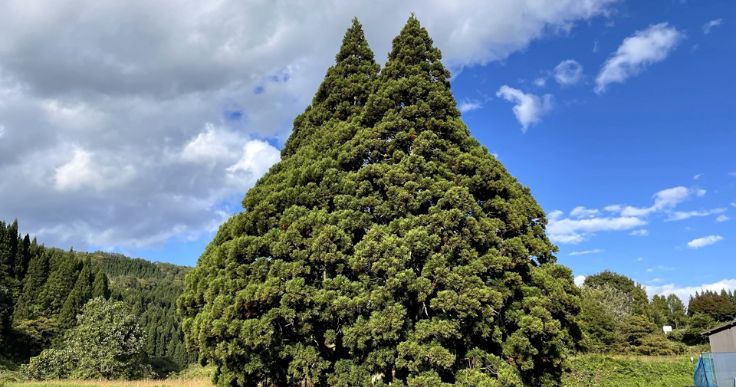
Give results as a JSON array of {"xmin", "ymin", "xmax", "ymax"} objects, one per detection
[{"xmin": 704, "ymin": 320, "xmax": 736, "ymax": 336}]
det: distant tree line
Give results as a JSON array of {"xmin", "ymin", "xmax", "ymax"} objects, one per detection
[
  {"xmin": 578, "ymin": 270, "xmax": 735, "ymax": 355},
  {"xmin": 0, "ymin": 220, "xmax": 194, "ymax": 378}
]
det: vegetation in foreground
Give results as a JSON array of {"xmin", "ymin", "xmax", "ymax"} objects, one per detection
[
  {"xmin": 2, "ymin": 354, "xmax": 697, "ymax": 387},
  {"xmin": 563, "ymin": 353, "xmax": 696, "ymax": 387},
  {"xmin": 1, "ymin": 219, "xmax": 193, "ymax": 378}
]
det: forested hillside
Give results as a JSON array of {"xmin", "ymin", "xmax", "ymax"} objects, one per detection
[{"xmin": 0, "ymin": 220, "xmax": 193, "ymax": 372}]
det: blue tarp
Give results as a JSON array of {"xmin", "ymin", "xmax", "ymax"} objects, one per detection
[{"xmin": 695, "ymin": 353, "xmax": 716, "ymax": 387}]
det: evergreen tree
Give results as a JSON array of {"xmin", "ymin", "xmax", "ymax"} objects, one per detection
[
  {"xmin": 650, "ymin": 295, "xmax": 669, "ymax": 327},
  {"xmin": 15, "ymin": 234, "xmax": 31, "ymax": 279},
  {"xmin": 13, "ymin": 250, "xmax": 51, "ymax": 321},
  {"xmin": 38, "ymin": 250, "xmax": 81, "ymax": 316},
  {"xmin": 281, "ymin": 18, "xmax": 380, "ymax": 158},
  {"xmin": 60, "ymin": 260, "xmax": 95, "ymax": 326},
  {"xmin": 91, "ymin": 270, "xmax": 111, "ymax": 299},
  {"xmin": 179, "ymin": 16, "xmax": 580, "ymax": 386}
]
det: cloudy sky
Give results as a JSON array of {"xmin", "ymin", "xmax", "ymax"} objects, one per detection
[{"xmin": 0, "ymin": 0, "xmax": 733, "ymax": 302}]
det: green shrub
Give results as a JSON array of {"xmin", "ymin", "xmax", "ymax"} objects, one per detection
[{"xmin": 21, "ymin": 298, "xmax": 152, "ymax": 380}]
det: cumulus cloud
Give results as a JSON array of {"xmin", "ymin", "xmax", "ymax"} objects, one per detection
[
  {"xmin": 687, "ymin": 235, "xmax": 724, "ymax": 249},
  {"xmin": 629, "ymin": 229, "xmax": 649, "ymax": 236},
  {"xmin": 716, "ymin": 214, "xmax": 729, "ymax": 222},
  {"xmin": 553, "ymin": 59, "xmax": 583, "ymax": 86},
  {"xmin": 702, "ymin": 19, "xmax": 723, "ymax": 35},
  {"xmin": 496, "ymin": 86, "xmax": 552, "ymax": 132},
  {"xmin": 53, "ymin": 147, "xmax": 137, "ymax": 192},
  {"xmin": 574, "ymin": 275, "xmax": 587, "ymax": 287},
  {"xmin": 458, "ymin": 99, "xmax": 483, "ymax": 113},
  {"xmin": 647, "ymin": 278, "xmax": 736, "ymax": 303},
  {"xmin": 618, "ymin": 186, "xmax": 693, "ymax": 217},
  {"xmin": 0, "ymin": 0, "xmax": 618, "ymax": 255},
  {"xmin": 595, "ymin": 23, "xmax": 682, "ymax": 93}
]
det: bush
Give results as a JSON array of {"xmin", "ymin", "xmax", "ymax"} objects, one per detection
[{"xmin": 22, "ymin": 298, "xmax": 153, "ymax": 380}]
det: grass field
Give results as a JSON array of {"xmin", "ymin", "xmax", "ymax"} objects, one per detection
[
  {"xmin": 1, "ymin": 354, "xmax": 697, "ymax": 386},
  {"xmin": 563, "ymin": 354, "xmax": 697, "ymax": 387}
]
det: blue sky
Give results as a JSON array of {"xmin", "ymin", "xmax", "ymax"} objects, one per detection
[
  {"xmin": 0, "ymin": 0, "xmax": 733, "ymax": 301},
  {"xmin": 455, "ymin": 1, "xmax": 735, "ymax": 299}
]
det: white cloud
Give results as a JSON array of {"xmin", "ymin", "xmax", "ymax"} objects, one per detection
[
  {"xmin": 553, "ymin": 59, "xmax": 583, "ymax": 86},
  {"xmin": 569, "ymin": 249, "xmax": 603, "ymax": 256},
  {"xmin": 496, "ymin": 85, "xmax": 552, "ymax": 132},
  {"xmin": 54, "ymin": 147, "xmax": 136, "ymax": 192},
  {"xmin": 693, "ymin": 173, "xmax": 703, "ymax": 180},
  {"xmin": 595, "ymin": 23, "xmax": 682, "ymax": 93},
  {"xmin": 570, "ymin": 206, "xmax": 600, "ymax": 218},
  {"xmin": 533, "ymin": 77, "xmax": 546, "ymax": 87},
  {"xmin": 180, "ymin": 124, "xmax": 243, "ymax": 163},
  {"xmin": 702, "ymin": 19, "xmax": 723, "ymax": 35},
  {"xmin": 226, "ymin": 140, "xmax": 281, "ymax": 180},
  {"xmin": 574, "ymin": 275, "xmax": 587, "ymax": 287},
  {"xmin": 458, "ymin": 100, "xmax": 483, "ymax": 113},
  {"xmin": 548, "ymin": 215, "xmax": 646, "ymax": 244},
  {"xmin": 0, "ymin": 0, "xmax": 620, "ymax": 254},
  {"xmin": 666, "ymin": 208, "xmax": 726, "ymax": 221},
  {"xmin": 619, "ymin": 186, "xmax": 692, "ymax": 217},
  {"xmin": 549, "ymin": 186, "xmax": 707, "ymax": 244},
  {"xmin": 687, "ymin": 235, "xmax": 724, "ymax": 249},
  {"xmin": 647, "ymin": 278, "xmax": 736, "ymax": 303},
  {"xmin": 716, "ymin": 214, "xmax": 729, "ymax": 222}
]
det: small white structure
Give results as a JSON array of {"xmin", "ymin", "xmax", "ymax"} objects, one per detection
[{"xmin": 662, "ymin": 325, "xmax": 673, "ymax": 334}]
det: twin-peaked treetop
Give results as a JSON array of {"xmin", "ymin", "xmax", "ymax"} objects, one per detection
[
  {"xmin": 281, "ymin": 18, "xmax": 380, "ymax": 158},
  {"xmin": 178, "ymin": 16, "xmax": 580, "ymax": 386}
]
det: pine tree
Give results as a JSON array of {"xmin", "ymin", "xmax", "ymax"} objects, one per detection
[
  {"xmin": 91, "ymin": 270, "xmax": 111, "ymax": 299},
  {"xmin": 179, "ymin": 16, "xmax": 580, "ymax": 386},
  {"xmin": 60, "ymin": 260, "xmax": 95, "ymax": 326}
]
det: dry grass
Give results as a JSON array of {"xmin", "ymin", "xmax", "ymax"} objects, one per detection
[{"xmin": 5, "ymin": 378, "xmax": 213, "ymax": 387}]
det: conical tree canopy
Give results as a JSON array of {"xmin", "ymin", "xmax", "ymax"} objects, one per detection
[
  {"xmin": 179, "ymin": 16, "xmax": 580, "ymax": 386},
  {"xmin": 282, "ymin": 18, "xmax": 380, "ymax": 158}
]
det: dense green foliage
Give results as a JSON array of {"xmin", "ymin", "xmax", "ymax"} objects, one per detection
[
  {"xmin": 21, "ymin": 298, "xmax": 152, "ymax": 380},
  {"xmin": 688, "ymin": 290, "xmax": 736, "ymax": 322},
  {"xmin": 0, "ymin": 220, "xmax": 193, "ymax": 376},
  {"xmin": 577, "ymin": 270, "xmax": 736, "ymax": 354},
  {"xmin": 562, "ymin": 354, "xmax": 695, "ymax": 387},
  {"xmin": 179, "ymin": 17, "xmax": 581, "ymax": 386}
]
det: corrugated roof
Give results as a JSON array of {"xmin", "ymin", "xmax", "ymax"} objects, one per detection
[{"xmin": 703, "ymin": 319, "xmax": 736, "ymax": 336}]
